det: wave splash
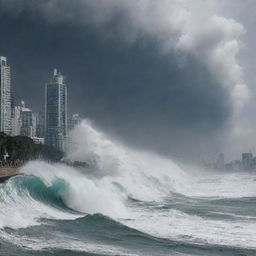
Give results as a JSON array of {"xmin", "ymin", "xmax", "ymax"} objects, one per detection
[
  {"xmin": 1, "ymin": 120, "xmax": 256, "ymax": 255},
  {"xmin": 0, "ymin": 120, "xmax": 187, "ymax": 230}
]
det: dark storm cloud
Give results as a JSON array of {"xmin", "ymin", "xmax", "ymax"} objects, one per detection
[{"xmin": 0, "ymin": 0, "xmax": 247, "ymax": 161}]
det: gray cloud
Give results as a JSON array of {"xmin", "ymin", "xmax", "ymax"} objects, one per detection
[
  {"xmin": 0, "ymin": 0, "xmax": 248, "ymax": 101},
  {"xmin": 0, "ymin": 0, "xmax": 250, "ymax": 161}
]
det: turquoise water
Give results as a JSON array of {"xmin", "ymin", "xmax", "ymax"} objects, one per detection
[
  {"xmin": 0, "ymin": 121, "xmax": 255, "ymax": 256},
  {"xmin": 0, "ymin": 170, "xmax": 255, "ymax": 256}
]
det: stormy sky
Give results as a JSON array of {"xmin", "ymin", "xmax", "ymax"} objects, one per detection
[{"xmin": 0, "ymin": 0, "xmax": 255, "ymax": 162}]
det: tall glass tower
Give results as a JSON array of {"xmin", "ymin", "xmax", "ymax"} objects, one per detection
[
  {"xmin": 0, "ymin": 56, "xmax": 12, "ymax": 135},
  {"xmin": 45, "ymin": 69, "xmax": 67, "ymax": 151}
]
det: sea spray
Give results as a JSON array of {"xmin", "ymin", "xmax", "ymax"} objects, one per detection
[
  {"xmin": 67, "ymin": 120, "xmax": 188, "ymax": 201},
  {"xmin": 0, "ymin": 119, "xmax": 189, "ymax": 230},
  {"xmin": 0, "ymin": 175, "xmax": 77, "ymax": 229},
  {"xmin": 22, "ymin": 161, "xmax": 128, "ymax": 218},
  {"xmin": 0, "ymin": 119, "xmax": 189, "ymax": 232},
  {"xmin": 0, "ymin": 120, "xmax": 256, "ymax": 255}
]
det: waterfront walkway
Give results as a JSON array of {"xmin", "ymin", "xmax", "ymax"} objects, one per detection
[{"xmin": 0, "ymin": 160, "xmax": 22, "ymax": 176}]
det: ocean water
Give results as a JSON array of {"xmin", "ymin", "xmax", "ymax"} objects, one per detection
[{"xmin": 0, "ymin": 121, "xmax": 255, "ymax": 256}]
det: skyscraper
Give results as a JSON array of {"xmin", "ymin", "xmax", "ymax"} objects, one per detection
[
  {"xmin": 0, "ymin": 56, "xmax": 12, "ymax": 135},
  {"xmin": 45, "ymin": 69, "xmax": 67, "ymax": 151}
]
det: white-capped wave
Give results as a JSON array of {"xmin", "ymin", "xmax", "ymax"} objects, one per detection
[
  {"xmin": 1, "ymin": 119, "xmax": 255, "ymax": 251},
  {"xmin": 0, "ymin": 176, "xmax": 77, "ymax": 229}
]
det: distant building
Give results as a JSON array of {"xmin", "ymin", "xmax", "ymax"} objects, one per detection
[
  {"xmin": 45, "ymin": 69, "xmax": 67, "ymax": 151},
  {"xmin": 225, "ymin": 160, "xmax": 241, "ymax": 171},
  {"xmin": 242, "ymin": 152, "xmax": 253, "ymax": 170},
  {"xmin": 216, "ymin": 153, "xmax": 225, "ymax": 169},
  {"xmin": 11, "ymin": 105, "xmax": 22, "ymax": 136},
  {"xmin": 68, "ymin": 113, "xmax": 81, "ymax": 132},
  {"xmin": 0, "ymin": 56, "xmax": 12, "ymax": 135},
  {"xmin": 20, "ymin": 101, "xmax": 36, "ymax": 138},
  {"xmin": 32, "ymin": 137, "xmax": 45, "ymax": 144},
  {"xmin": 11, "ymin": 100, "xmax": 37, "ymax": 138},
  {"xmin": 35, "ymin": 111, "xmax": 45, "ymax": 138}
]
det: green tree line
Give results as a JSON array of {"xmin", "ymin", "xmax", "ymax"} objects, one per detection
[{"xmin": 0, "ymin": 133, "xmax": 64, "ymax": 161}]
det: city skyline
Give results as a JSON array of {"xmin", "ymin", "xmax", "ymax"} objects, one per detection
[
  {"xmin": 1, "ymin": 53, "xmax": 256, "ymax": 161},
  {"xmin": 0, "ymin": 55, "xmax": 81, "ymax": 149},
  {"xmin": 1, "ymin": 1, "xmax": 255, "ymax": 163}
]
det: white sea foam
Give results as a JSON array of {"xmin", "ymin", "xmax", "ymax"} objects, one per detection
[
  {"xmin": 0, "ymin": 120, "xmax": 187, "ymax": 231},
  {"xmin": 183, "ymin": 172, "xmax": 256, "ymax": 198},
  {"xmin": 0, "ymin": 175, "xmax": 77, "ymax": 229},
  {"xmin": 1, "ymin": 120, "xmax": 256, "ymax": 251},
  {"xmin": 19, "ymin": 120, "xmax": 187, "ymax": 219},
  {"xmin": 123, "ymin": 206, "xmax": 256, "ymax": 249},
  {"xmin": 0, "ymin": 230, "xmax": 141, "ymax": 256},
  {"xmin": 67, "ymin": 120, "xmax": 188, "ymax": 201},
  {"xmin": 22, "ymin": 161, "xmax": 128, "ymax": 218}
]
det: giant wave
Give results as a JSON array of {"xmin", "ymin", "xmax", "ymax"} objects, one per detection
[{"xmin": 0, "ymin": 120, "xmax": 256, "ymax": 256}]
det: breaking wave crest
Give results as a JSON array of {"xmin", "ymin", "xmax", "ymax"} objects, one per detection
[
  {"xmin": 1, "ymin": 120, "xmax": 256, "ymax": 255},
  {"xmin": 0, "ymin": 120, "xmax": 187, "ymax": 230}
]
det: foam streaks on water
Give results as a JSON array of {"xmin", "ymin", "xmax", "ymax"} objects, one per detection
[{"xmin": 0, "ymin": 120, "xmax": 255, "ymax": 256}]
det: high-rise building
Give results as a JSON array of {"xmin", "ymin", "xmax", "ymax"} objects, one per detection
[
  {"xmin": 0, "ymin": 56, "xmax": 12, "ymax": 135},
  {"xmin": 45, "ymin": 69, "xmax": 67, "ymax": 151}
]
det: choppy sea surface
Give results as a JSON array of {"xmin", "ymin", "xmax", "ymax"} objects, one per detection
[{"xmin": 0, "ymin": 121, "xmax": 255, "ymax": 256}]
